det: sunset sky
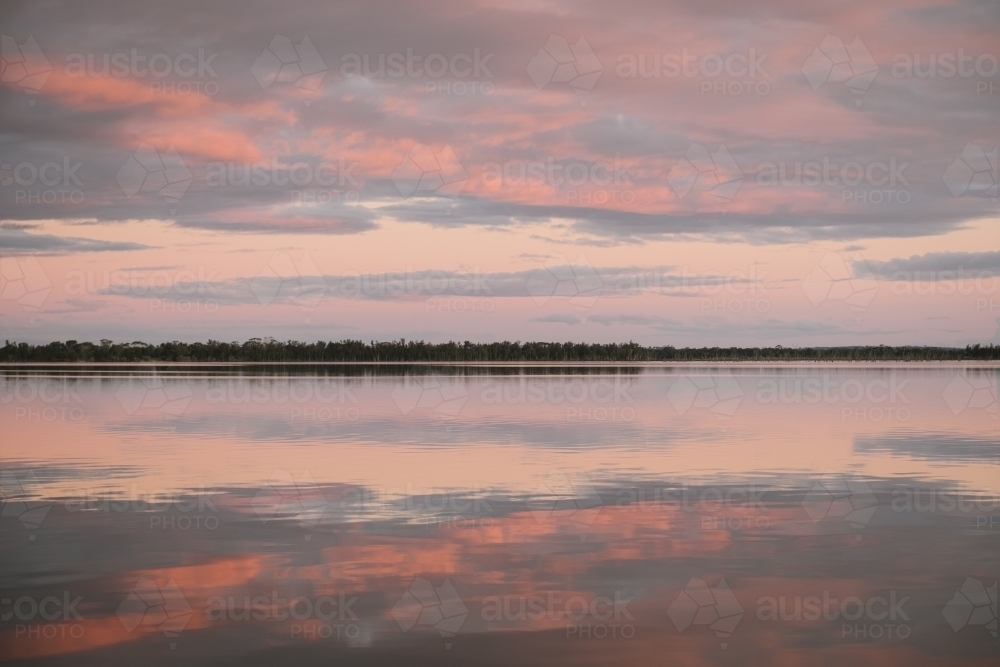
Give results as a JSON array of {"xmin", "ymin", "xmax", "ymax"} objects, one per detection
[{"xmin": 1, "ymin": 0, "xmax": 997, "ymax": 346}]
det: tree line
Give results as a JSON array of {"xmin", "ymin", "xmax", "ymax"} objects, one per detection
[{"xmin": 2, "ymin": 339, "xmax": 999, "ymax": 362}]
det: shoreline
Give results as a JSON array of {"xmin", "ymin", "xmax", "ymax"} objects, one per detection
[{"xmin": 3, "ymin": 360, "xmax": 999, "ymax": 368}]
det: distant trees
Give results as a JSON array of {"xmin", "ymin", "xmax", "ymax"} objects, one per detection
[{"xmin": 1, "ymin": 339, "xmax": 998, "ymax": 362}]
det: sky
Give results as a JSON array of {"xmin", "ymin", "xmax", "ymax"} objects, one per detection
[{"xmin": 0, "ymin": 0, "xmax": 997, "ymax": 347}]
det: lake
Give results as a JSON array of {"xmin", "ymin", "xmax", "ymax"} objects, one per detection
[{"xmin": 1, "ymin": 364, "xmax": 997, "ymax": 665}]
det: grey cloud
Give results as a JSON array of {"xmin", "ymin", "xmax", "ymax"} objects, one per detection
[
  {"xmin": 855, "ymin": 433, "xmax": 1000, "ymax": 463},
  {"xmin": 534, "ymin": 314, "xmax": 583, "ymax": 325},
  {"xmin": 0, "ymin": 0, "xmax": 995, "ymax": 248},
  {"xmin": 38, "ymin": 298, "xmax": 109, "ymax": 314},
  {"xmin": 585, "ymin": 314, "xmax": 909, "ymax": 342},
  {"xmin": 590, "ymin": 314, "xmax": 670, "ymax": 326},
  {"xmin": 172, "ymin": 215, "xmax": 378, "ymax": 235},
  {"xmin": 863, "ymin": 251, "xmax": 1000, "ymax": 278},
  {"xmin": 0, "ymin": 227, "xmax": 151, "ymax": 254},
  {"xmin": 91, "ymin": 264, "xmax": 768, "ymax": 305},
  {"xmin": 377, "ymin": 191, "xmax": 981, "ymax": 244}
]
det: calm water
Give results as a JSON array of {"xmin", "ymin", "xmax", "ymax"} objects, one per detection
[{"xmin": 1, "ymin": 364, "xmax": 998, "ymax": 665}]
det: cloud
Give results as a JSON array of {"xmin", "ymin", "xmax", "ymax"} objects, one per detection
[
  {"xmin": 590, "ymin": 314, "xmax": 671, "ymax": 326},
  {"xmin": 0, "ymin": 0, "xmax": 995, "ymax": 244},
  {"xmin": 376, "ymin": 192, "xmax": 981, "ymax": 244},
  {"xmin": 533, "ymin": 313, "xmax": 583, "ymax": 325},
  {"xmin": 37, "ymin": 297, "xmax": 109, "ymax": 314},
  {"xmin": 863, "ymin": 251, "xmax": 1000, "ymax": 279},
  {"xmin": 173, "ymin": 213, "xmax": 378, "ymax": 235},
  {"xmin": 92, "ymin": 264, "xmax": 770, "ymax": 305},
  {"xmin": 854, "ymin": 433, "xmax": 1000, "ymax": 463},
  {"xmin": 0, "ymin": 227, "xmax": 151, "ymax": 254},
  {"xmin": 584, "ymin": 313, "xmax": 907, "ymax": 341}
]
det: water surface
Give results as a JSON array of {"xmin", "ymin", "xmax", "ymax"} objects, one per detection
[{"xmin": 2, "ymin": 364, "xmax": 997, "ymax": 665}]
